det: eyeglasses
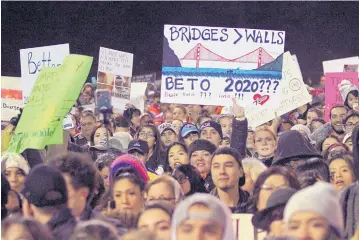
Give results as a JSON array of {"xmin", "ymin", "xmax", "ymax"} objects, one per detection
[
  {"xmin": 345, "ymin": 122, "xmax": 359, "ymax": 130},
  {"xmin": 139, "ymin": 132, "xmax": 155, "ymax": 139},
  {"xmin": 174, "ymin": 175, "xmax": 189, "ymax": 184}
]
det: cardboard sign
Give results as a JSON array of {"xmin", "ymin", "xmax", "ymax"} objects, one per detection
[
  {"xmin": 1, "ymin": 77, "xmax": 23, "ymax": 121},
  {"xmin": 8, "ymin": 55, "xmax": 93, "ymax": 153},
  {"xmin": 323, "ymin": 56, "xmax": 359, "ymax": 74},
  {"xmin": 97, "ymin": 47, "xmax": 134, "ymax": 109},
  {"xmin": 132, "ymin": 73, "xmax": 156, "ymax": 83},
  {"xmin": 324, "ymin": 72, "xmax": 359, "ymax": 121},
  {"xmin": 130, "ymin": 82, "xmax": 147, "ymax": 112},
  {"xmin": 245, "ymin": 51, "xmax": 312, "ymax": 128},
  {"xmin": 161, "ymin": 24, "xmax": 285, "ymax": 106},
  {"xmin": 232, "ymin": 214, "xmax": 265, "ymax": 240},
  {"xmin": 20, "ymin": 44, "xmax": 70, "ymax": 104}
]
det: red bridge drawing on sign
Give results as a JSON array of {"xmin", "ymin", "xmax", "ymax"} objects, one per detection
[{"xmin": 181, "ymin": 43, "xmax": 275, "ymax": 68}]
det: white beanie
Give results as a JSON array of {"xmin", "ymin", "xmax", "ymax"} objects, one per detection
[
  {"xmin": 284, "ymin": 182, "xmax": 344, "ymax": 238},
  {"xmin": 291, "ymin": 124, "xmax": 315, "ymax": 144},
  {"xmin": 2, "ymin": 152, "xmax": 30, "ymax": 175},
  {"xmin": 338, "ymin": 79, "xmax": 358, "ymax": 102}
]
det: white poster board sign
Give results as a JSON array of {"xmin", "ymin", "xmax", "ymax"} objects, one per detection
[
  {"xmin": 97, "ymin": 47, "xmax": 134, "ymax": 110},
  {"xmin": 161, "ymin": 24, "xmax": 285, "ymax": 107},
  {"xmin": 20, "ymin": 44, "xmax": 70, "ymax": 104},
  {"xmin": 130, "ymin": 82, "xmax": 147, "ymax": 112},
  {"xmin": 323, "ymin": 56, "xmax": 359, "ymax": 74},
  {"xmin": 245, "ymin": 51, "xmax": 312, "ymax": 128},
  {"xmin": 1, "ymin": 77, "xmax": 23, "ymax": 121}
]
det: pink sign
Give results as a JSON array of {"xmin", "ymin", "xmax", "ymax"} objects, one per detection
[{"xmin": 325, "ymin": 72, "xmax": 358, "ymax": 121}]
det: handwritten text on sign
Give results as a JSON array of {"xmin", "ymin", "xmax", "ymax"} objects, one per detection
[
  {"xmin": 324, "ymin": 72, "xmax": 359, "ymax": 121},
  {"xmin": 8, "ymin": 55, "xmax": 93, "ymax": 153},
  {"xmin": 98, "ymin": 47, "xmax": 133, "ymax": 77},
  {"xmin": 20, "ymin": 44, "xmax": 70, "ymax": 104}
]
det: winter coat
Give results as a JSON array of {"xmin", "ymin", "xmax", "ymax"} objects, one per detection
[
  {"xmin": 311, "ymin": 122, "xmax": 333, "ymax": 151},
  {"xmin": 340, "ymin": 182, "xmax": 359, "ymax": 239},
  {"xmin": 80, "ymin": 205, "xmax": 127, "ymax": 236},
  {"xmin": 210, "ymin": 187, "xmax": 249, "ymax": 213},
  {"xmin": 272, "ymin": 130, "xmax": 322, "ymax": 166},
  {"xmin": 230, "ymin": 118, "xmax": 248, "ymax": 157},
  {"xmin": 47, "ymin": 207, "xmax": 76, "ymax": 240}
]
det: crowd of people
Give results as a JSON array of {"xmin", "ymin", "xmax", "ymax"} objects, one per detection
[{"xmin": 1, "ymin": 76, "xmax": 359, "ymax": 240}]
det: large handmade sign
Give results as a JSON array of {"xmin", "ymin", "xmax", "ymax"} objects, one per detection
[
  {"xmin": 8, "ymin": 55, "xmax": 93, "ymax": 153},
  {"xmin": 161, "ymin": 25, "xmax": 285, "ymax": 107},
  {"xmin": 323, "ymin": 56, "xmax": 359, "ymax": 74},
  {"xmin": 20, "ymin": 44, "xmax": 70, "ymax": 104},
  {"xmin": 1, "ymin": 77, "xmax": 23, "ymax": 121}
]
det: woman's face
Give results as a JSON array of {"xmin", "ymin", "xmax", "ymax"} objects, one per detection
[
  {"xmin": 307, "ymin": 111, "xmax": 319, "ymax": 125},
  {"xmin": 94, "ymin": 127, "xmax": 109, "ymax": 146},
  {"xmin": 138, "ymin": 208, "xmax": 172, "ymax": 240},
  {"xmin": 113, "ymin": 178, "xmax": 144, "ymax": 215},
  {"xmin": 287, "ymin": 211, "xmax": 330, "ymax": 240},
  {"xmin": 147, "ymin": 182, "xmax": 176, "ymax": 205},
  {"xmin": 321, "ymin": 137, "xmax": 339, "ymax": 152},
  {"xmin": 5, "ymin": 167, "xmax": 26, "ymax": 193},
  {"xmin": 173, "ymin": 107, "xmax": 186, "ymax": 121},
  {"xmin": 168, "ymin": 145, "xmax": 190, "ymax": 169},
  {"xmin": 190, "ymin": 150, "xmax": 212, "ymax": 175},
  {"xmin": 139, "ymin": 127, "xmax": 156, "ymax": 149},
  {"xmin": 184, "ymin": 132, "xmax": 199, "ymax": 147},
  {"xmin": 329, "ymin": 159, "xmax": 354, "ymax": 191},
  {"xmin": 100, "ymin": 166, "xmax": 110, "ymax": 189},
  {"xmin": 131, "ymin": 112, "xmax": 141, "ymax": 128},
  {"xmin": 347, "ymin": 92, "xmax": 358, "ymax": 109},
  {"xmin": 165, "ymin": 111, "xmax": 174, "ymax": 123},
  {"xmin": 257, "ymin": 174, "xmax": 288, "ymax": 211},
  {"xmin": 172, "ymin": 120, "xmax": 184, "ymax": 135},
  {"xmin": 172, "ymin": 169, "xmax": 191, "ymax": 195},
  {"xmin": 254, "ymin": 130, "xmax": 277, "ymax": 159}
]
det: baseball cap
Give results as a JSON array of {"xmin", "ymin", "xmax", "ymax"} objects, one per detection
[
  {"xmin": 22, "ymin": 164, "xmax": 68, "ymax": 208},
  {"xmin": 128, "ymin": 139, "xmax": 149, "ymax": 155},
  {"xmin": 158, "ymin": 123, "xmax": 176, "ymax": 135},
  {"xmin": 181, "ymin": 123, "xmax": 199, "ymax": 138},
  {"xmin": 2, "ymin": 153, "xmax": 30, "ymax": 175}
]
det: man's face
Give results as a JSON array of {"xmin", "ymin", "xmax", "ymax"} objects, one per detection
[
  {"xmin": 80, "ymin": 116, "xmax": 96, "ymax": 138},
  {"xmin": 211, "ymin": 154, "xmax": 242, "ymax": 191},
  {"xmin": 160, "ymin": 129, "xmax": 177, "ymax": 146},
  {"xmin": 130, "ymin": 150, "xmax": 148, "ymax": 165},
  {"xmin": 200, "ymin": 127, "xmax": 221, "ymax": 147},
  {"xmin": 330, "ymin": 107, "xmax": 347, "ymax": 133},
  {"xmin": 219, "ymin": 117, "xmax": 233, "ymax": 135},
  {"xmin": 345, "ymin": 116, "xmax": 359, "ymax": 133},
  {"xmin": 176, "ymin": 203, "xmax": 224, "ymax": 240}
]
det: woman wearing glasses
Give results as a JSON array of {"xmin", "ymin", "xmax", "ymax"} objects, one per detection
[
  {"xmin": 137, "ymin": 124, "xmax": 166, "ymax": 175},
  {"xmin": 172, "ymin": 164, "xmax": 207, "ymax": 197}
]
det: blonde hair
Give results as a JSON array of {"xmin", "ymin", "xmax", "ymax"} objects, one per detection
[
  {"xmin": 254, "ymin": 126, "xmax": 277, "ymax": 142},
  {"xmin": 145, "ymin": 175, "xmax": 185, "ymax": 203},
  {"xmin": 242, "ymin": 158, "xmax": 267, "ymax": 182}
]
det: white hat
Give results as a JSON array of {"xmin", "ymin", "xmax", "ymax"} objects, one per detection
[
  {"xmin": 284, "ymin": 182, "xmax": 344, "ymax": 238},
  {"xmin": 2, "ymin": 153, "xmax": 30, "ymax": 175},
  {"xmin": 338, "ymin": 79, "xmax": 358, "ymax": 102}
]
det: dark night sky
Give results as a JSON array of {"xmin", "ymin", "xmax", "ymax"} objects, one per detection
[{"xmin": 2, "ymin": 1, "xmax": 359, "ymax": 85}]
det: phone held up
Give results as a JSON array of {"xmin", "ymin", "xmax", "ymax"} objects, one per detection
[{"xmin": 95, "ymin": 89, "xmax": 112, "ymax": 111}]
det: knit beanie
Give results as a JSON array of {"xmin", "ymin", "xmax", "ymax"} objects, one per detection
[
  {"xmin": 188, "ymin": 139, "xmax": 217, "ymax": 158},
  {"xmin": 291, "ymin": 124, "xmax": 314, "ymax": 144},
  {"xmin": 110, "ymin": 154, "xmax": 149, "ymax": 184},
  {"xmin": 284, "ymin": 182, "xmax": 344, "ymax": 238},
  {"xmin": 200, "ymin": 121, "xmax": 223, "ymax": 139},
  {"xmin": 338, "ymin": 79, "xmax": 358, "ymax": 103}
]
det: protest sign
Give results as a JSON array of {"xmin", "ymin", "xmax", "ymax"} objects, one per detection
[
  {"xmin": 97, "ymin": 47, "xmax": 134, "ymax": 109},
  {"xmin": 245, "ymin": 51, "xmax": 312, "ymax": 128},
  {"xmin": 132, "ymin": 73, "xmax": 156, "ymax": 83},
  {"xmin": 292, "ymin": 54, "xmax": 303, "ymax": 81},
  {"xmin": 232, "ymin": 214, "xmax": 265, "ymax": 240},
  {"xmin": 324, "ymin": 72, "xmax": 359, "ymax": 121},
  {"xmin": 323, "ymin": 56, "xmax": 359, "ymax": 74},
  {"xmin": 130, "ymin": 82, "xmax": 147, "ymax": 112},
  {"xmin": 1, "ymin": 77, "xmax": 23, "ymax": 121},
  {"xmin": 161, "ymin": 24, "xmax": 285, "ymax": 107},
  {"xmin": 8, "ymin": 54, "xmax": 93, "ymax": 153},
  {"xmin": 20, "ymin": 44, "xmax": 70, "ymax": 104}
]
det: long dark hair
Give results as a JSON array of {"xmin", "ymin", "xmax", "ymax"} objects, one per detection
[
  {"xmin": 165, "ymin": 142, "xmax": 188, "ymax": 172},
  {"xmin": 136, "ymin": 124, "xmax": 165, "ymax": 169},
  {"xmin": 344, "ymin": 90, "xmax": 358, "ymax": 109},
  {"xmin": 90, "ymin": 125, "xmax": 113, "ymax": 146},
  {"xmin": 172, "ymin": 164, "xmax": 207, "ymax": 196},
  {"xmin": 246, "ymin": 166, "xmax": 301, "ymax": 213}
]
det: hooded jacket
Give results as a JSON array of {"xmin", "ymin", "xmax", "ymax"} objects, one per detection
[
  {"xmin": 47, "ymin": 207, "xmax": 77, "ymax": 240},
  {"xmin": 210, "ymin": 187, "xmax": 249, "ymax": 213},
  {"xmin": 272, "ymin": 130, "xmax": 322, "ymax": 166},
  {"xmin": 340, "ymin": 125, "xmax": 359, "ymax": 239},
  {"xmin": 171, "ymin": 193, "xmax": 235, "ymax": 240}
]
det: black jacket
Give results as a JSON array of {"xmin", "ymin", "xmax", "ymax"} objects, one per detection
[
  {"xmin": 272, "ymin": 130, "xmax": 322, "ymax": 166},
  {"xmin": 47, "ymin": 207, "xmax": 76, "ymax": 240},
  {"xmin": 230, "ymin": 118, "xmax": 248, "ymax": 157},
  {"xmin": 80, "ymin": 205, "xmax": 127, "ymax": 236},
  {"xmin": 340, "ymin": 182, "xmax": 359, "ymax": 239},
  {"xmin": 210, "ymin": 187, "xmax": 249, "ymax": 213}
]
